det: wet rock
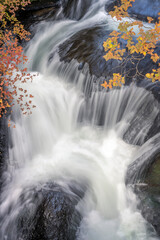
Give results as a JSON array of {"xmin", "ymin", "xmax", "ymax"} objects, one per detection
[
  {"xmin": 126, "ymin": 134, "xmax": 160, "ymax": 185},
  {"xmin": 18, "ymin": 183, "xmax": 84, "ymax": 240},
  {"xmin": 29, "ymin": 192, "xmax": 80, "ymax": 240},
  {"xmin": 146, "ymin": 112, "xmax": 160, "ymax": 143},
  {"xmin": 17, "ymin": 0, "xmax": 61, "ymax": 30},
  {"xmin": 128, "ymin": 0, "xmax": 160, "ymax": 22},
  {"xmin": 122, "ymin": 82, "xmax": 160, "ymax": 146},
  {"xmin": 59, "ymin": 25, "xmax": 159, "ymax": 82},
  {"xmin": 59, "ymin": 26, "xmax": 124, "ymax": 78},
  {"xmin": 135, "ymin": 154, "xmax": 160, "ymax": 235},
  {"xmin": 105, "ymin": 0, "xmax": 160, "ymax": 22},
  {"xmin": 145, "ymin": 154, "xmax": 160, "ymax": 187},
  {"xmin": 62, "ymin": 0, "xmax": 93, "ymax": 20},
  {"xmin": 147, "ymin": 82, "xmax": 160, "ymax": 103},
  {"xmin": 126, "ymin": 134, "xmax": 160, "ymax": 235},
  {"xmin": 105, "ymin": 0, "xmax": 121, "ymax": 13},
  {"xmin": 0, "ymin": 117, "xmax": 8, "ymax": 190},
  {"xmin": 141, "ymin": 81, "xmax": 160, "ymax": 142}
]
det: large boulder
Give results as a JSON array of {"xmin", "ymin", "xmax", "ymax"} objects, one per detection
[
  {"xmin": 126, "ymin": 134, "xmax": 160, "ymax": 235},
  {"xmin": 17, "ymin": 183, "xmax": 84, "ymax": 240},
  {"xmin": 138, "ymin": 80, "xmax": 160, "ymax": 143},
  {"xmin": 59, "ymin": 25, "xmax": 160, "ymax": 83}
]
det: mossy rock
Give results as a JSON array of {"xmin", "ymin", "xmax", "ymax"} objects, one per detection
[{"xmin": 145, "ymin": 154, "xmax": 160, "ymax": 188}]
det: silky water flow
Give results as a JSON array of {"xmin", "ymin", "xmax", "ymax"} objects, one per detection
[{"xmin": 0, "ymin": 0, "xmax": 160, "ymax": 239}]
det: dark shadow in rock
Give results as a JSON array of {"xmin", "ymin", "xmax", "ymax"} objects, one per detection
[
  {"xmin": 62, "ymin": 0, "xmax": 93, "ymax": 20},
  {"xmin": 17, "ymin": 182, "xmax": 85, "ymax": 240},
  {"xmin": 105, "ymin": 0, "xmax": 121, "ymax": 13},
  {"xmin": 0, "ymin": 117, "xmax": 9, "ymax": 191},
  {"xmin": 16, "ymin": 0, "xmax": 61, "ymax": 31}
]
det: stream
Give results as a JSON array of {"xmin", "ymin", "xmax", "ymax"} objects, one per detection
[{"xmin": 0, "ymin": 0, "xmax": 160, "ymax": 239}]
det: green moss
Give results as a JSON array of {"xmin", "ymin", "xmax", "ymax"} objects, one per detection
[{"xmin": 145, "ymin": 155, "xmax": 160, "ymax": 187}]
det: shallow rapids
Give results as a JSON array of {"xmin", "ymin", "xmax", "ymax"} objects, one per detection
[
  {"xmin": 0, "ymin": 0, "xmax": 160, "ymax": 239},
  {"xmin": 1, "ymin": 72, "xmax": 159, "ymax": 239}
]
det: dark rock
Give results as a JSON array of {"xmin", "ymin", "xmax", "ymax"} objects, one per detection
[
  {"xmin": 59, "ymin": 26, "xmax": 124, "ymax": 78},
  {"xmin": 16, "ymin": 0, "xmax": 61, "ymax": 30},
  {"xmin": 146, "ymin": 112, "xmax": 160, "ymax": 142},
  {"xmin": 138, "ymin": 80, "xmax": 160, "ymax": 143},
  {"xmin": 25, "ymin": 0, "xmax": 60, "ymax": 11},
  {"xmin": 0, "ymin": 117, "xmax": 9, "ymax": 190},
  {"xmin": 139, "ymin": 192, "xmax": 160, "ymax": 236},
  {"xmin": 17, "ymin": 183, "xmax": 84, "ymax": 240},
  {"xmin": 59, "ymin": 25, "xmax": 160, "ymax": 83},
  {"xmin": 145, "ymin": 154, "xmax": 160, "ymax": 187},
  {"xmin": 144, "ymin": 81, "xmax": 160, "ymax": 103},
  {"xmin": 62, "ymin": 0, "xmax": 93, "ymax": 20},
  {"xmin": 128, "ymin": 0, "xmax": 160, "ymax": 22},
  {"xmin": 122, "ymin": 86, "xmax": 160, "ymax": 145},
  {"xmin": 105, "ymin": 0, "xmax": 121, "ymax": 13},
  {"xmin": 126, "ymin": 134, "xmax": 160, "ymax": 185},
  {"xmin": 105, "ymin": 0, "xmax": 160, "ymax": 22},
  {"xmin": 126, "ymin": 134, "xmax": 160, "ymax": 235}
]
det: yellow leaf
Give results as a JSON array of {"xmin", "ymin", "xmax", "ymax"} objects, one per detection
[
  {"xmin": 146, "ymin": 73, "xmax": 151, "ymax": 78},
  {"xmin": 101, "ymin": 81, "xmax": 108, "ymax": 88}
]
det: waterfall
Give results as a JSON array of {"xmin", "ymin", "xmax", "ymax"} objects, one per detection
[{"xmin": 0, "ymin": 0, "xmax": 160, "ymax": 239}]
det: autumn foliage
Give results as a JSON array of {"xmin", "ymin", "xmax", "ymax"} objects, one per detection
[
  {"xmin": 102, "ymin": 0, "xmax": 160, "ymax": 89},
  {"xmin": 0, "ymin": 0, "xmax": 35, "ymax": 119}
]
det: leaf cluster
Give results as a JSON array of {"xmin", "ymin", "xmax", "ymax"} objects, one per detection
[
  {"xmin": 0, "ymin": 0, "xmax": 36, "ymax": 120},
  {"xmin": 102, "ymin": 0, "xmax": 160, "ymax": 89}
]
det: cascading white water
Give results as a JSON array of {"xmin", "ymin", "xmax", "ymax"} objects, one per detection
[{"xmin": 0, "ymin": 0, "xmax": 160, "ymax": 239}]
